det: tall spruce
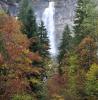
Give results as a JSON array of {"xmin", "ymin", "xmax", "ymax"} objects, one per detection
[
  {"xmin": 74, "ymin": 0, "xmax": 96, "ymax": 45},
  {"xmin": 18, "ymin": 0, "xmax": 40, "ymax": 53},
  {"xmin": 18, "ymin": 0, "xmax": 38, "ymax": 38},
  {"xmin": 58, "ymin": 25, "xmax": 72, "ymax": 75},
  {"xmin": 38, "ymin": 21, "xmax": 49, "ymax": 58}
]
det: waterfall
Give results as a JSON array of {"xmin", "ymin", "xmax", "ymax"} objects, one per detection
[{"xmin": 42, "ymin": 2, "xmax": 57, "ymax": 58}]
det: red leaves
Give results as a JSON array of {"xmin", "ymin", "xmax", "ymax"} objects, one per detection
[
  {"xmin": 47, "ymin": 74, "xmax": 68, "ymax": 96},
  {"xmin": 0, "ymin": 14, "xmax": 44, "ymax": 99},
  {"xmin": 77, "ymin": 36, "xmax": 96, "ymax": 68},
  {"xmin": 27, "ymin": 52, "xmax": 42, "ymax": 62},
  {"xmin": 0, "ymin": 53, "xmax": 4, "ymax": 64}
]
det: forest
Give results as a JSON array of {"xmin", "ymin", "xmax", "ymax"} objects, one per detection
[{"xmin": 0, "ymin": 0, "xmax": 98, "ymax": 100}]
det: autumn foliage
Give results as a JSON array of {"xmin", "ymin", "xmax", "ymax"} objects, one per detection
[
  {"xmin": 0, "ymin": 13, "xmax": 43, "ymax": 99},
  {"xmin": 77, "ymin": 36, "xmax": 96, "ymax": 70}
]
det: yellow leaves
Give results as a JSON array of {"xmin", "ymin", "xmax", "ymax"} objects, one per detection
[
  {"xmin": 12, "ymin": 32, "xmax": 29, "ymax": 48},
  {"xmin": 85, "ymin": 64, "xmax": 98, "ymax": 95},
  {"xmin": 24, "ymin": 57, "xmax": 32, "ymax": 64},
  {"xmin": 15, "ymin": 57, "xmax": 22, "ymax": 62},
  {"xmin": 31, "ymin": 67, "xmax": 42, "ymax": 75},
  {"xmin": 15, "ymin": 56, "xmax": 32, "ymax": 64},
  {"xmin": 23, "ymin": 49, "xmax": 29, "ymax": 54},
  {"xmin": 29, "ymin": 78, "xmax": 39, "ymax": 84},
  {"xmin": 86, "ymin": 63, "xmax": 98, "ymax": 80},
  {"xmin": 0, "ymin": 10, "xmax": 5, "ymax": 16},
  {"xmin": 52, "ymin": 94, "xmax": 64, "ymax": 100},
  {"xmin": 77, "ymin": 36, "xmax": 96, "ymax": 68},
  {"xmin": 0, "ymin": 53, "xmax": 4, "ymax": 64}
]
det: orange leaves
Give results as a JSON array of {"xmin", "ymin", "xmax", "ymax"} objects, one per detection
[
  {"xmin": 0, "ymin": 53, "xmax": 4, "ymax": 64},
  {"xmin": 43, "ymin": 44, "xmax": 49, "ymax": 50},
  {"xmin": 0, "ymin": 14, "xmax": 29, "ymax": 48},
  {"xmin": 22, "ymin": 49, "xmax": 42, "ymax": 62},
  {"xmin": 0, "ymin": 13, "xmax": 43, "ymax": 75},
  {"xmin": 0, "ymin": 13, "xmax": 45, "ymax": 99},
  {"xmin": 0, "ymin": 15, "xmax": 21, "ymax": 37},
  {"xmin": 47, "ymin": 73, "xmax": 67, "ymax": 96},
  {"xmin": 78, "ymin": 36, "xmax": 96, "ymax": 50},
  {"xmin": 29, "ymin": 37, "xmax": 38, "ymax": 45},
  {"xmin": 28, "ymin": 52, "xmax": 42, "ymax": 62},
  {"xmin": 0, "ymin": 14, "xmax": 30, "ymax": 62},
  {"xmin": 0, "ymin": 14, "xmax": 20, "ymax": 34},
  {"xmin": 77, "ymin": 36, "xmax": 96, "ymax": 68}
]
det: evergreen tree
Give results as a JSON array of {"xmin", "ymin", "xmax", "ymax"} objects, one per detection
[
  {"xmin": 74, "ymin": 0, "xmax": 96, "ymax": 45},
  {"xmin": 38, "ymin": 21, "xmax": 49, "ymax": 58},
  {"xmin": 18, "ymin": 0, "xmax": 40, "ymax": 53},
  {"xmin": 58, "ymin": 25, "xmax": 72, "ymax": 74},
  {"xmin": 18, "ymin": 0, "xmax": 38, "ymax": 38}
]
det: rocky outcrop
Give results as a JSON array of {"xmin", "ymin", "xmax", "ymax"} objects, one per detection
[{"xmin": 0, "ymin": 0, "xmax": 18, "ymax": 16}]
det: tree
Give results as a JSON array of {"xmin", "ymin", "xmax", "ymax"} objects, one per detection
[
  {"xmin": 58, "ymin": 25, "xmax": 72, "ymax": 75},
  {"xmin": 74, "ymin": 0, "xmax": 96, "ymax": 45},
  {"xmin": 0, "ymin": 14, "xmax": 42, "ymax": 99},
  {"xmin": 18, "ymin": 0, "xmax": 38, "ymax": 38},
  {"xmin": 35, "ymin": 21, "xmax": 50, "ymax": 80},
  {"xmin": 77, "ymin": 36, "xmax": 96, "ymax": 70},
  {"xmin": 86, "ymin": 63, "xmax": 98, "ymax": 98},
  {"xmin": 64, "ymin": 52, "xmax": 80, "ymax": 100},
  {"xmin": 18, "ymin": 1, "xmax": 48, "ymax": 99},
  {"xmin": 38, "ymin": 21, "xmax": 49, "ymax": 58}
]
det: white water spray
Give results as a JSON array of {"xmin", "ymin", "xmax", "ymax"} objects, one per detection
[{"xmin": 42, "ymin": 2, "xmax": 57, "ymax": 57}]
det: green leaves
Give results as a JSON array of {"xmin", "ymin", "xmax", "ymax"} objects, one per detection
[
  {"xmin": 86, "ymin": 64, "xmax": 98, "ymax": 96},
  {"xmin": 74, "ymin": 0, "xmax": 97, "ymax": 45}
]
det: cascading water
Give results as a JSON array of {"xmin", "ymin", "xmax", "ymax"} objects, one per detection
[{"xmin": 42, "ymin": 2, "xmax": 58, "ymax": 58}]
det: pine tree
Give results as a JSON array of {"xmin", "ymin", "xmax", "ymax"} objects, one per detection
[
  {"xmin": 58, "ymin": 25, "xmax": 72, "ymax": 74},
  {"xmin": 38, "ymin": 21, "xmax": 49, "ymax": 58},
  {"xmin": 74, "ymin": 0, "xmax": 96, "ymax": 45},
  {"xmin": 74, "ymin": 0, "xmax": 87, "ymax": 45},
  {"xmin": 18, "ymin": 0, "xmax": 38, "ymax": 38},
  {"xmin": 18, "ymin": 0, "xmax": 40, "ymax": 53}
]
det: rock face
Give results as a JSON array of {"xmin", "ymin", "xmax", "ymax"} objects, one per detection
[
  {"xmin": 0, "ymin": 0, "xmax": 18, "ymax": 16},
  {"xmin": 54, "ymin": 0, "xmax": 77, "ymax": 45}
]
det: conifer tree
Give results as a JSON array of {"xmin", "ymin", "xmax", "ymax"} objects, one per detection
[
  {"xmin": 18, "ymin": 0, "xmax": 38, "ymax": 38},
  {"xmin": 58, "ymin": 25, "xmax": 72, "ymax": 74},
  {"xmin": 74, "ymin": 0, "xmax": 96, "ymax": 45},
  {"xmin": 38, "ymin": 21, "xmax": 49, "ymax": 58}
]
